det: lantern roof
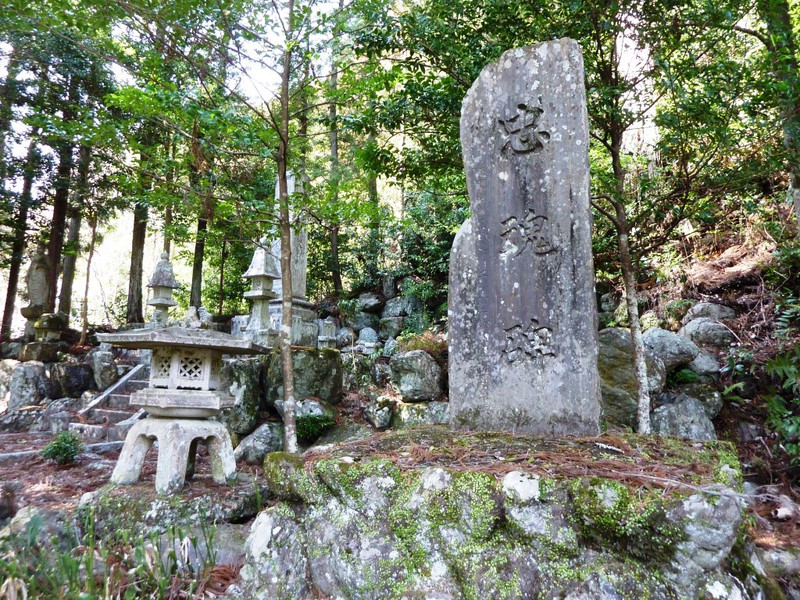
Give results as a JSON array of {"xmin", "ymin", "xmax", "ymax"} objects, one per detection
[
  {"xmin": 98, "ymin": 326, "xmax": 269, "ymax": 354},
  {"xmin": 243, "ymin": 237, "xmax": 280, "ymax": 280}
]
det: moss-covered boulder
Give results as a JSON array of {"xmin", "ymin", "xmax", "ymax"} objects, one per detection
[
  {"xmin": 239, "ymin": 428, "xmax": 752, "ymax": 600},
  {"xmin": 216, "ymin": 356, "xmax": 267, "ymax": 439},
  {"xmin": 266, "ymin": 348, "xmax": 343, "ymax": 407}
]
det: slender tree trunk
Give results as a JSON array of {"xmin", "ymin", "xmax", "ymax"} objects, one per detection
[
  {"xmin": 610, "ymin": 140, "xmax": 651, "ymax": 434},
  {"xmin": 278, "ymin": 0, "xmax": 298, "ymax": 453},
  {"xmin": 46, "ymin": 76, "xmax": 79, "ymax": 313},
  {"xmin": 58, "ymin": 144, "xmax": 91, "ymax": 318},
  {"xmin": 163, "ymin": 136, "xmax": 175, "ymax": 255},
  {"xmin": 79, "ymin": 217, "xmax": 97, "ymax": 346},
  {"xmin": 328, "ymin": 57, "xmax": 343, "ymax": 295},
  {"xmin": 218, "ymin": 237, "xmax": 227, "ymax": 316},
  {"xmin": 0, "ymin": 47, "xmax": 20, "ymax": 187},
  {"xmin": 125, "ymin": 202, "xmax": 148, "ymax": 324},
  {"xmin": 0, "ymin": 138, "xmax": 38, "ymax": 340},
  {"xmin": 190, "ymin": 216, "xmax": 207, "ymax": 309},
  {"xmin": 366, "ymin": 132, "xmax": 381, "ymax": 277}
]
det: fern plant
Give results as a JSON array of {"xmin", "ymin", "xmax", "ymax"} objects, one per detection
[{"xmin": 764, "ymin": 347, "xmax": 800, "ymax": 463}]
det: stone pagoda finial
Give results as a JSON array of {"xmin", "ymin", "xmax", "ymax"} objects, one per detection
[{"xmin": 147, "ymin": 252, "xmax": 179, "ymax": 327}]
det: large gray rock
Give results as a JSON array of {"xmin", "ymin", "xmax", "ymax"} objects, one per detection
[
  {"xmin": 0, "ymin": 359, "xmax": 19, "ymax": 413},
  {"xmin": 382, "ymin": 295, "xmax": 423, "ymax": 319},
  {"xmin": 682, "ymin": 302, "xmax": 736, "ymax": 325},
  {"xmin": 51, "ymin": 363, "xmax": 95, "ymax": 398},
  {"xmin": 652, "ymin": 394, "xmax": 717, "ymax": 440},
  {"xmin": 687, "ymin": 350, "xmax": 720, "ymax": 377},
  {"xmin": 597, "ymin": 327, "xmax": 666, "ymax": 428},
  {"xmin": 364, "ymin": 395, "xmax": 394, "ymax": 430},
  {"xmin": 266, "ymin": 348, "xmax": 343, "ymax": 407},
  {"xmin": 217, "ymin": 357, "xmax": 265, "ymax": 438},
  {"xmin": 391, "ymin": 401, "xmax": 450, "ymax": 429},
  {"xmin": 390, "ymin": 350, "xmax": 442, "ymax": 402},
  {"xmin": 380, "ymin": 317, "xmax": 404, "ymax": 340},
  {"xmin": 357, "ymin": 327, "xmax": 379, "ymax": 344},
  {"xmin": 357, "ymin": 292, "xmax": 384, "ymax": 314},
  {"xmin": 336, "ymin": 327, "xmax": 356, "ymax": 349},
  {"xmin": 679, "ymin": 318, "xmax": 735, "ymax": 347},
  {"xmin": 669, "ymin": 383, "xmax": 723, "ymax": 419},
  {"xmin": 234, "ymin": 422, "xmax": 284, "ymax": 464},
  {"xmin": 8, "ymin": 361, "xmax": 49, "ymax": 410},
  {"xmin": 20, "ymin": 342, "xmax": 59, "ymax": 363},
  {"xmin": 642, "ymin": 328, "xmax": 699, "ymax": 371},
  {"xmin": 346, "ymin": 311, "xmax": 378, "ymax": 333},
  {"xmin": 666, "ymin": 493, "xmax": 742, "ymax": 596},
  {"xmin": 90, "ymin": 350, "xmax": 118, "ymax": 390},
  {"xmin": 449, "ymin": 40, "xmax": 601, "ymax": 436}
]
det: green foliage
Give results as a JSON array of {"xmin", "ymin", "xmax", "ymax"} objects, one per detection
[
  {"xmin": 764, "ymin": 348, "xmax": 800, "ymax": 463},
  {"xmin": 297, "ymin": 413, "xmax": 336, "ymax": 442},
  {"xmin": 0, "ymin": 509, "xmax": 219, "ymax": 598},
  {"xmin": 671, "ymin": 368, "xmax": 700, "ymax": 384},
  {"xmin": 40, "ymin": 431, "xmax": 83, "ymax": 464}
]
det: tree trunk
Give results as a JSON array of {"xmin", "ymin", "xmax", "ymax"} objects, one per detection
[
  {"xmin": 0, "ymin": 47, "xmax": 20, "ymax": 187},
  {"xmin": 367, "ymin": 133, "xmax": 381, "ymax": 277},
  {"xmin": 46, "ymin": 75, "xmax": 79, "ymax": 313},
  {"xmin": 278, "ymin": 0, "xmax": 298, "ymax": 453},
  {"xmin": 218, "ymin": 237, "xmax": 227, "ymax": 316},
  {"xmin": 79, "ymin": 217, "xmax": 97, "ymax": 346},
  {"xmin": 610, "ymin": 138, "xmax": 651, "ymax": 434},
  {"xmin": 190, "ymin": 216, "xmax": 207, "ymax": 309},
  {"xmin": 125, "ymin": 201, "xmax": 148, "ymax": 324},
  {"xmin": 58, "ymin": 144, "xmax": 92, "ymax": 318},
  {"xmin": 0, "ymin": 138, "xmax": 38, "ymax": 340},
  {"xmin": 329, "ymin": 58, "xmax": 343, "ymax": 295}
]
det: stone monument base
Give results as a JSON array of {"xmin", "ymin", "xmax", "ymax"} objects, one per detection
[
  {"xmin": 270, "ymin": 298, "xmax": 319, "ymax": 347},
  {"xmin": 111, "ymin": 418, "xmax": 236, "ymax": 495}
]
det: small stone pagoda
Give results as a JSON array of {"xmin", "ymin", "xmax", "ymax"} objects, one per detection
[
  {"xmin": 147, "ymin": 252, "xmax": 179, "ymax": 327},
  {"xmin": 243, "ymin": 237, "xmax": 280, "ymax": 347},
  {"xmin": 98, "ymin": 327, "xmax": 267, "ymax": 494}
]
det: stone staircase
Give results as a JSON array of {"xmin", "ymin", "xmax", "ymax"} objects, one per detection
[{"xmin": 69, "ymin": 363, "xmax": 150, "ymax": 444}]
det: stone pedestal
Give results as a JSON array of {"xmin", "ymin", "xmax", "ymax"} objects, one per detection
[
  {"xmin": 111, "ymin": 418, "xmax": 236, "ymax": 495},
  {"xmin": 269, "ymin": 299, "xmax": 319, "ymax": 347}
]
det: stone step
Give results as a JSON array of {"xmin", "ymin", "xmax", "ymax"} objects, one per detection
[
  {"xmin": 88, "ymin": 408, "xmax": 137, "ymax": 425},
  {"xmin": 107, "ymin": 393, "xmax": 133, "ymax": 409},
  {"xmin": 123, "ymin": 378, "xmax": 149, "ymax": 392},
  {"xmin": 69, "ymin": 422, "xmax": 110, "ymax": 444}
]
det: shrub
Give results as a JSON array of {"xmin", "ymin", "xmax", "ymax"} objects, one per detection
[{"xmin": 40, "ymin": 431, "xmax": 84, "ymax": 465}]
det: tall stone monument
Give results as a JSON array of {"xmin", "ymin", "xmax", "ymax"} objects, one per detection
[{"xmin": 449, "ymin": 39, "xmax": 601, "ymax": 435}]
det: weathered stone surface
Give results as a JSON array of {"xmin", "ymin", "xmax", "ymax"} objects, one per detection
[
  {"xmin": 313, "ymin": 422, "xmax": 372, "ymax": 446},
  {"xmin": 90, "ymin": 350, "xmax": 119, "ymax": 390},
  {"xmin": 347, "ymin": 311, "xmax": 378, "ymax": 333},
  {"xmin": 357, "ymin": 292, "xmax": 384, "ymax": 313},
  {"xmin": 30, "ymin": 397, "xmax": 83, "ymax": 432},
  {"xmin": 643, "ymin": 328, "xmax": 700, "ymax": 371},
  {"xmin": 391, "ymin": 400, "xmax": 450, "ymax": 429},
  {"xmin": 237, "ymin": 455, "xmax": 743, "ymax": 600},
  {"xmin": 217, "ymin": 357, "xmax": 265, "ymax": 438},
  {"xmin": 671, "ymin": 383, "xmax": 723, "ymax": 419},
  {"xmin": 382, "ymin": 295, "xmax": 423, "ymax": 319},
  {"xmin": 449, "ymin": 40, "xmax": 600, "ymax": 435},
  {"xmin": 0, "ymin": 359, "xmax": 19, "ymax": 413},
  {"xmin": 390, "ymin": 350, "xmax": 442, "ymax": 402},
  {"xmin": 597, "ymin": 327, "xmax": 666, "ymax": 428},
  {"xmin": 666, "ymin": 493, "xmax": 742, "ymax": 596},
  {"xmin": 0, "ymin": 342, "xmax": 23, "ymax": 360},
  {"xmin": 357, "ymin": 327, "xmax": 379, "ymax": 344},
  {"xmin": 51, "ymin": 363, "xmax": 95, "ymax": 398},
  {"xmin": 234, "ymin": 422, "xmax": 285, "ymax": 464},
  {"xmin": 679, "ymin": 318, "xmax": 735, "ymax": 347},
  {"xmin": 652, "ymin": 394, "xmax": 717, "ymax": 441},
  {"xmin": 682, "ymin": 302, "xmax": 736, "ymax": 325},
  {"xmin": 380, "ymin": 317, "xmax": 404, "ymax": 340},
  {"xmin": 336, "ymin": 327, "xmax": 356, "ymax": 348},
  {"xmin": 364, "ymin": 395, "xmax": 394, "ymax": 430},
  {"xmin": 266, "ymin": 348, "xmax": 343, "ymax": 407},
  {"xmin": 688, "ymin": 350, "xmax": 720, "ymax": 377},
  {"xmin": 20, "ymin": 342, "xmax": 59, "ymax": 363},
  {"xmin": 8, "ymin": 361, "xmax": 49, "ymax": 410},
  {"xmin": 239, "ymin": 508, "xmax": 309, "ymax": 599}
]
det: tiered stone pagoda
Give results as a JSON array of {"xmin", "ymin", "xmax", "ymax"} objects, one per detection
[
  {"xmin": 98, "ymin": 327, "xmax": 267, "ymax": 494},
  {"xmin": 243, "ymin": 237, "xmax": 280, "ymax": 347},
  {"xmin": 147, "ymin": 252, "xmax": 179, "ymax": 327}
]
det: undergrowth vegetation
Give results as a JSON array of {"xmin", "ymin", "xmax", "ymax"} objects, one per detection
[{"xmin": 0, "ymin": 512, "xmax": 233, "ymax": 599}]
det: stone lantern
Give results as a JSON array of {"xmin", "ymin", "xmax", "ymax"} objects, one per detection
[
  {"xmin": 147, "ymin": 252, "xmax": 179, "ymax": 327},
  {"xmin": 243, "ymin": 237, "xmax": 280, "ymax": 347},
  {"xmin": 98, "ymin": 327, "xmax": 267, "ymax": 494}
]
